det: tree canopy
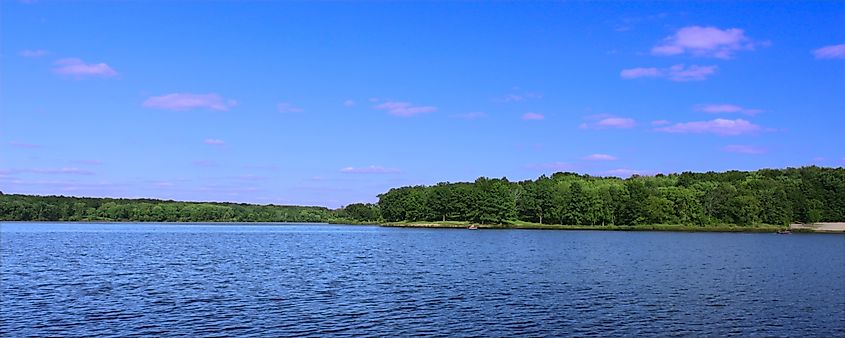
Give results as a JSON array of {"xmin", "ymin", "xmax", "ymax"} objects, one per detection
[
  {"xmin": 2, "ymin": 166, "xmax": 843, "ymax": 227},
  {"xmin": 0, "ymin": 195, "xmax": 333, "ymax": 223},
  {"xmin": 373, "ymin": 166, "xmax": 845, "ymax": 226}
]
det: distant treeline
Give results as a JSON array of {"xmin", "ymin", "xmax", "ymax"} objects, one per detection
[
  {"xmin": 0, "ymin": 194, "xmax": 333, "ymax": 222},
  {"xmin": 342, "ymin": 166, "xmax": 845, "ymax": 226},
  {"xmin": 3, "ymin": 166, "xmax": 843, "ymax": 226}
]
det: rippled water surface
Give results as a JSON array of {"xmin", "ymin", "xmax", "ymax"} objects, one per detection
[{"xmin": 2, "ymin": 222, "xmax": 843, "ymax": 336}]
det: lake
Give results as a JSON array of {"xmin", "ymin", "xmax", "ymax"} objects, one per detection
[{"xmin": 1, "ymin": 222, "xmax": 843, "ymax": 336}]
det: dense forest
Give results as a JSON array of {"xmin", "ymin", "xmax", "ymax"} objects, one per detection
[
  {"xmin": 0, "ymin": 194, "xmax": 333, "ymax": 222},
  {"xmin": 2, "ymin": 166, "xmax": 843, "ymax": 226},
  {"xmin": 351, "ymin": 166, "xmax": 844, "ymax": 226}
]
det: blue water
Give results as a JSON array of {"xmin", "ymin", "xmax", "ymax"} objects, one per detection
[{"xmin": 1, "ymin": 222, "xmax": 843, "ymax": 336}]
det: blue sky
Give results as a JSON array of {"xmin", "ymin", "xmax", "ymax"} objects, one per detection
[{"xmin": 2, "ymin": 1, "xmax": 844, "ymax": 208}]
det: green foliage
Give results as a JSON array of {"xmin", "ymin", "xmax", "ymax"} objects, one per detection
[
  {"xmin": 467, "ymin": 177, "xmax": 515, "ymax": 224},
  {"xmin": 376, "ymin": 166, "xmax": 845, "ymax": 226},
  {"xmin": 339, "ymin": 203, "xmax": 380, "ymax": 222},
  {"xmin": 3, "ymin": 166, "xmax": 842, "ymax": 227},
  {"xmin": 0, "ymin": 195, "xmax": 333, "ymax": 222}
]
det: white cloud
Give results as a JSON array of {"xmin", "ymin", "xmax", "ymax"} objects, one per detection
[
  {"xmin": 723, "ymin": 145, "xmax": 767, "ymax": 154},
  {"xmin": 0, "ymin": 167, "xmax": 94, "ymax": 175},
  {"xmin": 192, "ymin": 160, "xmax": 217, "ymax": 167},
  {"xmin": 19, "ymin": 49, "xmax": 48, "ymax": 58},
  {"xmin": 144, "ymin": 93, "xmax": 236, "ymax": 111},
  {"xmin": 656, "ymin": 118, "xmax": 762, "ymax": 136},
  {"xmin": 604, "ymin": 168, "xmax": 649, "ymax": 177},
  {"xmin": 277, "ymin": 102, "xmax": 304, "ymax": 113},
  {"xmin": 521, "ymin": 112, "xmax": 545, "ymax": 120},
  {"xmin": 374, "ymin": 101, "xmax": 437, "ymax": 117},
  {"xmin": 53, "ymin": 58, "xmax": 118, "ymax": 77},
  {"xmin": 497, "ymin": 92, "xmax": 542, "ymax": 103},
  {"xmin": 812, "ymin": 44, "xmax": 845, "ymax": 59},
  {"xmin": 340, "ymin": 165, "xmax": 401, "ymax": 174},
  {"xmin": 621, "ymin": 64, "xmax": 718, "ymax": 82},
  {"xmin": 9, "ymin": 141, "xmax": 42, "ymax": 148},
  {"xmin": 452, "ymin": 112, "xmax": 487, "ymax": 120},
  {"xmin": 652, "ymin": 26, "xmax": 758, "ymax": 59},
  {"xmin": 695, "ymin": 104, "xmax": 762, "ymax": 115},
  {"xmin": 580, "ymin": 115, "xmax": 636, "ymax": 129},
  {"xmin": 583, "ymin": 154, "xmax": 618, "ymax": 161}
]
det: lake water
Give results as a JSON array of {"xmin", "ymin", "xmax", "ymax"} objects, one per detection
[{"xmin": 1, "ymin": 222, "xmax": 843, "ymax": 336}]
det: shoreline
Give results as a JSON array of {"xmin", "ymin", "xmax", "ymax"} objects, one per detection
[
  {"xmin": 2, "ymin": 220, "xmax": 843, "ymax": 233},
  {"xmin": 380, "ymin": 221, "xmax": 844, "ymax": 233},
  {"xmin": 0, "ymin": 221, "xmax": 331, "ymax": 225},
  {"xmin": 789, "ymin": 222, "xmax": 845, "ymax": 233}
]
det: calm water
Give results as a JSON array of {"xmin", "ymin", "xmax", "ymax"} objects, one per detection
[{"xmin": 1, "ymin": 223, "xmax": 843, "ymax": 336}]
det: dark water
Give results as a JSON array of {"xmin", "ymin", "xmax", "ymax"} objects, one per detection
[{"xmin": 1, "ymin": 223, "xmax": 843, "ymax": 336}]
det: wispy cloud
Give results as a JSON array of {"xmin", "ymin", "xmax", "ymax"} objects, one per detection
[
  {"xmin": 497, "ymin": 91, "xmax": 542, "ymax": 103},
  {"xmin": 665, "ymin": 64, "xmax": 718, "ymax": 81},
  {"xmin": 343, "ymin": 99, "xmax": 356, "ymax": 107},
  {"xmin": 143, "ymin": 93, "xmax": 236, "ymax": 111},
  {"xmin": 197, "ymin": 185, "xmax": 262, "ymax": 196},
  {"xmin": 19, "ymin": 49, "xmax": 48, "ymax": 58},
  {"xmin": 521, "ymin": 112, "xmax": 545, "ymax": 120},
  {"xmin": 613, "ymin": 13, "xmax": 670, "ymax": 33},
  {"xmin": 583, "ymin": 154, "xmax": 618, "ymax": 161},
  {"xmin": 153, "ymin": 181, "xmax": 176, "ymax": 188},
  {"xmin": 242, "ymin": 164, "xmax": 280, "ymax": 171},
  {"xmin": 9, "ymin": 141, "xmax": 42, "ymax": 148},
  {"xmin": 604, "ymin": 168, "xmax": 649, "ymax": 177},
  {"xmin": 192, "ymin": 160, "xmax": 217, "ymax": 167},
  {"xmin": 374, "ymin": 101, "xmax": 437, "ymax": 117},
  {"xmin": 233, "ymin": 175, "xmax": 269, "ymax": 181},
  {"xmin": 656, "ymin": 118, "xmax": 762, "ymax": 136},
  {"xmin": 651, "ymin": 120, "xmax": 671, "ymax": 126},
  {"xmin": 53, "ymin": 58, "xmax": 118, "ymax": 78},
  {"xmin": 620, "ymin": 67, "xmax": 661, "ymax": 79},
  {"xmin": 74, "ymin": 159, "xmax": 103, "ymax": 165},
  {"xmin": 651, "ymin": 26, "xmax": 758, "ymax": 59},
  {"xmin": 597, "ymin": 117, "xmax": 636, "ymax": 128},
  {"xmin": 695, "ymin": 104, "xmax": 762, "ymax": 115},
  {"xmin": 723, "ymin": 144, "xmax": 767, "ymax": 154},
  {"xmin": 526, "ymin": 162, "xmax": 576, "ymax": 171},
  {"xmin": 340, "ymin": 165, "xmax": 401, "ymax": 174},
  {"xmin": 452, "ymin": 112, "xmax": 487, "ymax": 120},
  {"xmin": 621, "ymin": 64, "xmax": 717, "ymax": 82},
  {"xmin": 812, "ymin": 44, "xmax": 845, "ymax": 59},
  {"xmin": 0, "ymin": 167, "xmax": 94, "ymax": 175},
  {"xmin": 203, "ymin": 139, "xmax": 225, "ymax": 146},
  {"xmin": 0, "ymin": 179, "xmax": 124, "ymax": 193},
  {"xmin": 277, "ymin": 102, "xmax": 304, "ymax": 113},
  {"xmin": 580, "ymin": 115, "xmax": 636, "ymax": 129}
]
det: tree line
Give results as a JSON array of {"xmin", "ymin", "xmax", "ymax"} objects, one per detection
[
  {"xmin": 3, "ymin": 166, "xmax": 842, "ymax": 226},
  {"xmin": 0, "ymin": 194, "xmax": 333, "ymax": 223},
  {"xmin": 341, "ymin": 166, "xmax": 844, "ymax": 226}
]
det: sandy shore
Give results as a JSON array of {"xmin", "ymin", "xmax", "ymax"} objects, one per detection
[{"xmin": 790, "ymin": 222, "xmax": 845, "ymax": 233}]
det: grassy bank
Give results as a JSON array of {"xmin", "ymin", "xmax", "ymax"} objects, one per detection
[
  {"xmin": 381, "ymin": 220, "xmax": 791, "ymax": 233},
  {"xmin": 327, "ymin": 219, "xmax": 380, "ymax": 225}
]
